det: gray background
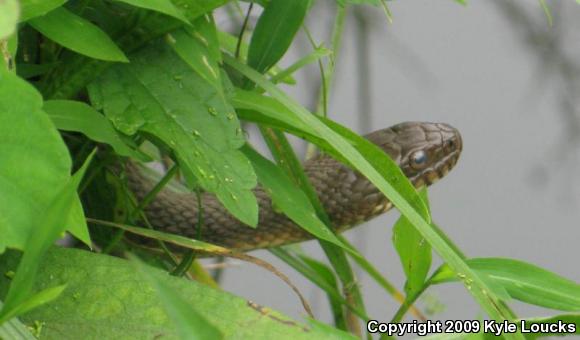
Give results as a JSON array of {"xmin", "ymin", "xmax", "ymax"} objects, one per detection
[{"xmin": 213, "ymin": 0, "xmax": 580, "ymax": 329}]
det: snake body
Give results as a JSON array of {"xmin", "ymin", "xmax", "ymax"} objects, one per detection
[{"xmin": 126, "ymin": 122, "xmax": 462, "ymax": 252}]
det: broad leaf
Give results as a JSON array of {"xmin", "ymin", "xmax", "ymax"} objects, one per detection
[
  {"xmin": 131, "ymin": 256, "xmax": 222, "ymax": 339},
  {"xmin": 29, "ymin": 7, "xmax": 128, "ymax": 62},
  {"xmin": 89, "ymin": 44, "xmax": 258, "ymax": 226},
  {"xmin": 0, "ymin": 247, "xmax": 353, "ymax": 339},
  {"xmin": 0, "ymin": 72, "xmax": 89, "ymax": 252}
]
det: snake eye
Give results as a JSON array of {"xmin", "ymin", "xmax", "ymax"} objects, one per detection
[
  {"xmin": 410, "ymin": 150, "xmax": 428, "ymax": 168},
  {"xmin": 446, "ymin": 140, "xmax": 456, "ymax": 151}
]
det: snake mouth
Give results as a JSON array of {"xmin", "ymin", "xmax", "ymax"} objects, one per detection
[
  {"xmin": 410, "ymin": 124, "xmax": 462, "ymax": 189},
  {"xmin": 412, "ymin": 152, "xmax": 460, "ymax": 188}
]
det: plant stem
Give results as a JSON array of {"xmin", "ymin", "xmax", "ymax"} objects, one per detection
[{"xmin": 235, "ymin": 2, "xmax": 254, "ymax": 59}]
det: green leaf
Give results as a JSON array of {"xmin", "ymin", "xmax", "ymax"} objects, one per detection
[
  {"xmin": 431, "ymin": 258, "xmax": 580, "ymax": 311},
  {"xmin": 28, "ymin": 7, "xmax": 128, "ymax": 62},
  {"xmin": 0, "ymin": 151, "xmax": 93, "ymax": 323},
  {"xmin": 0, "ymin": 247, "xmax": 352, "ymax": 339},
  {"xmin": 241, "ymin": 145, "xmax": 353, "ymax": 253},
  {"xmin": 225, "ymin": 55, "xmax": 522, "ymax": 338},
  {"xmin": 19, "ymin": 0, "xmax": 65, "ymax": 22},
  {"xmin": 167, "ymin": 14, "xmax": 222, "ymax": 90},
  {"xmin": 0, "ymin": 0, "xmax": 19, "ymax": 39},
  {"xmin": 41, "ymin": 0, "xmax": 229, "ymax": 100},
  {"xmin": 43, "ymin": 99, "xmax": 149, "ymax": 161},
  {"xmin": 0, "ymin": 72, "xmax": 89, "ymax": 252},
  {"xmin": 97, "ymin": 220, "xmax": 313, "ymax": 317},
  {"xmin": 112, "ymin": 0, "xmax": 189, "ymax": 24},
  {"xmin": 393, "ymin": 189, "xmax": 432, "ymax": 297},
  {"xmin": 90, "ymin": 44, "xmax": 258, "ymax": 227},
  {"xmin": 247, "ymin": 0, "xmax": 310, "ymax": 74},
  {"xmin": 130, "ymin": 256, "xmax": 222, "ymax": 340}
]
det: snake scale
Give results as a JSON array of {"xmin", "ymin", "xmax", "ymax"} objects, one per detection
[{"xmin": 124, "ymin": 122, "xmax": 462, "ymax": 252}]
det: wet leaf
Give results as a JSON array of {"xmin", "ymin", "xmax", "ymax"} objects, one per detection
[
  {"xmin": 90, "ymin": 44, "xmax": 258, "ymax": 226},
  {"xmin": 0, "ymin": 247, "xmax": 350, "ymax": 339},
  {"xmin": 168, "ymin": 14, "xmax": 222, "ymax": 90}
]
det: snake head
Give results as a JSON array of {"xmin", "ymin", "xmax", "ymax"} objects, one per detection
[{"xmin": 366, "ymin": 122, "xmax": 462, "ymax": 188}]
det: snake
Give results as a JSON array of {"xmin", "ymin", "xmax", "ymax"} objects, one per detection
[{"xmin": 124, "ymin": 122, "xmax": 462, "ymax": 252}]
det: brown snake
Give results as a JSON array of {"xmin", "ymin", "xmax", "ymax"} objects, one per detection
[{"xmin": 125, "ymin": 122, "xmax": 462, "ymax": 252}]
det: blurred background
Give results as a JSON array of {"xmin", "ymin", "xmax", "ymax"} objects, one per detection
[{"xmin": 212, "ymin": 0, "xmax": 580, "ymax": 327}]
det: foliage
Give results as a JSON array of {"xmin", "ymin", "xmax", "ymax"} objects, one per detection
[{"xmin": 0, "ymin": 0, "xmax": 578, "ymax": 339}]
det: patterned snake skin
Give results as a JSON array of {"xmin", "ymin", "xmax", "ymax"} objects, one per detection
[{"xmin": 125, "ymin": 122, "xmax": 462, "ymax": 252}]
